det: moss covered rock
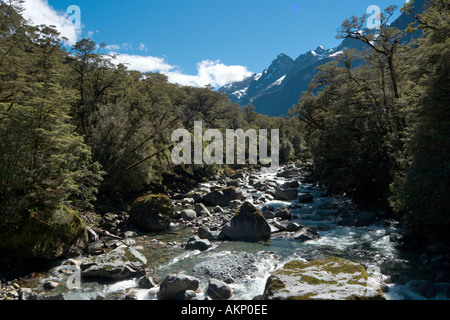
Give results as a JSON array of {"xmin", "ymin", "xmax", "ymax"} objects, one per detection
[
  {"xmin": 263, "ymin": 257, "xmax": 385, "ymax": 300},
  {"xmin": 129, "ymin": 194, "xmax": 173, "ymax": 232},
  {"xmin": 0, "ymin": 206, "xmax": 88, "ymax": 260}
]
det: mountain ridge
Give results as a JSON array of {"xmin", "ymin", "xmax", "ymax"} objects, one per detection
[{"xmin": 219, "ymin": 0, "xmax": 426, "ymax": 117}]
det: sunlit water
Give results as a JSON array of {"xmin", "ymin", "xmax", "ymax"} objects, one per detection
[{"xmin": 34, "ymin": 166, "xmax": 442, "ymax": 300}]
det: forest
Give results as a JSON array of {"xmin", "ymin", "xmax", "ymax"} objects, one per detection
[
  {"xmin": 0, "ymin": 0, "xmax": 449, "ymax": 261},
  {"xmin": 0, "ymin": 1, "xmax": 304, "ymax": 257},
  {"xmin": 290, "ymin": 0, "xmax": 449, "ymax": 242}
]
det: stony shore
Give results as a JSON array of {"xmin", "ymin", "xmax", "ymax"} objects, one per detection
[{"xmin": 1, "ymin": 162, "xmax": 450, "ymax": 300}]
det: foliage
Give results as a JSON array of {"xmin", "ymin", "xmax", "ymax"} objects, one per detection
[{"xmin": 291, "ymin": 0, "xmax": 450, "ymax": 239}]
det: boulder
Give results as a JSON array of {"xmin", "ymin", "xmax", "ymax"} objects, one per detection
[
  {"xmin": 263, "ymin": 258, "xmax": 385, "ymax": 300},
  {"xmin": 185, "ymin": 236, "xmax": 212, "ymax": 251},
  {"xmin": 274, "ymin": 188, "xmax": 298, "ymax": 201},
  {"xmin": 202, "ymin": 187, "xmax": 244, "ymax": 206},
  {"xmin": 159, "ymin": 274, "xmax": 200, "ymax": 300},
  {"xmin": 194, "ymin": 203, "xmax": 211, "ymax": 217},
  {"xmin": 180, "ymin": 209, "xmax": 197, "ymax": 221},
  {"xmin": 207, "ymin": 279, "xmax": 233, "ymax": 300},
  {"xmin": 198, "ymin": 226, "xmax": 219, "ymax": 241},
  {"xmin": 81, "ymin": 246, "xmax": 147, "ymax": 281},
  {"xmin": 129, "ymin": 194, "xmax": 173, "ymax": 232},
  {"xmin": 220, "ymin": 202, "xmax": 271, "ymax": 242}
]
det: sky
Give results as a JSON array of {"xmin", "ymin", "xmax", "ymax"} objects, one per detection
[{"xmin": 20, "ymin": 0, "xmax": 410, "ymax": 88}]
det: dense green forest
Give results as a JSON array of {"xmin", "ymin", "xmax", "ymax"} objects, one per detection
[
  {"xmin": 290, "ymin": 0, "xmax": 449, "ymax": 241},
  {"xmin": 0, "ymin": 1, "xmax": 304, "ymax": 257},
  {"xmin": 0, "ymin": 0, "xmax": 448, "ymax": 260}
]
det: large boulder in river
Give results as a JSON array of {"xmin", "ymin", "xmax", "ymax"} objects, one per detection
[
  {"xmin": 81, "ymin": 246, "xmax": 147, "ymax": 281},
  {"xmin": 202, "ymin": 187, "xmax": 243, "ymax": 206},
  {"xmin": 220, "ymin": 202, "xmax": 271, "ymax": 242},
  {"xmin": 207, "ymin": 279, "xmax": 233, "ymax": 300},
  {"xmin": 274, "ymin": 188, "xmax": 298, "ymax": 201},
  {"xmin": 129, "ymin": 194, "xmax": 173, "ymax": 232},
  {"xmin": 263, "ymin": 258, "xmax": 385, "ymax": 300},
  {"xmin": 159, "ymin": 274, "xmax": 200, "ymax": 300}
]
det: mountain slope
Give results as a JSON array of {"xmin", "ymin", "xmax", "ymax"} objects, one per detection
[{"xmin": 219, "ymin": 0, "xmax": 426, "ymax": 117}]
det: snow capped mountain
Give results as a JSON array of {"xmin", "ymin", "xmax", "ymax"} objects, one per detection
[
  {"xmin": 219, "ymin": 0, "xmax": 426, "ymax": 117},
  {"xmin": 219, "ymin": 45, "xmax": 332, "ymax": 106},
  {"xmin": 219, "ymin": 52, "xmax": 293, "ymax": 104}
]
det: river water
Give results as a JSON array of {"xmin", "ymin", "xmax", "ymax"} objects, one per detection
[{"xmin": 32, "ymin": 166, "xmax": 444, "ymax": 300}]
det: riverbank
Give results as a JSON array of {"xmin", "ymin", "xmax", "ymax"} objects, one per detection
[{"xmin": 1, "ymin": 162, "xmax": 450, "ymax": 300}]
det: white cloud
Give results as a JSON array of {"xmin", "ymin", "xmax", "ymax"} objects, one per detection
[
  {"xmin": 108, "ymin": 53, "xmax": 253, "ymax": 88},
  {"xmin": 21, "ymin": 0, "xmax": 81, "ymax": 45},
  {"xmin": 19, "ymin": 1, "xmax": 251, "ymax": 88},
  {"xmin": 108, "ymin": 52, "xmax": 174, "ymax": 73},
  {"xmin": 175, "ymin": 60, "xmax": 253, "ymax": 87}
]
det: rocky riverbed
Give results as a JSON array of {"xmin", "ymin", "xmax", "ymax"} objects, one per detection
[{"xmin": 1, "ymin": 162, "xmax": 450, "ymax": 300}]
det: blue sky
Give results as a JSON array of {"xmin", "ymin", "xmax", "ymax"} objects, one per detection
[{"xmin": 21, "ymin": 0, "xmax": 410, "ymax": 87}]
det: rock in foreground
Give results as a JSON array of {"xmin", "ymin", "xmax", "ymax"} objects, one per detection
[
  {"xmin": 263, "ymin": 257, "xmax": 385, "ymax": 300},
  {"xmin": 220, "ymin": 202, "xmax": 271, "ymax": 242},
  {"xmin": 159, "ymin": 274, "xmax": 200, "ymax": 300},
  {"xmin": 0, "ymin": 206, "xmax": 88, "ymax": 260},
  {"xmin": 81, "ymin": 246, "xmax": 147, "ymax": 281}
]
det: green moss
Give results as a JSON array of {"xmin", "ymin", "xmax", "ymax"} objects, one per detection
[
  {"xmin": 264, "ymin": 257, "xmax": 385, "ymax": 300},
  {"xmin": 300, "ymin": 275, "xmax": 338, "ymax": 286},
  {"xmin": 131, "ymin": 194, "xmax": 173, "ymax": 218},
  {"xmin": 281, "ymin": 258, "xmax": 369, "ymax": 282},
  {"xmin": 4, "ymin": 205, "xmax": 87, "ymax": 259},
  {"xmin": 129, "ymin": 194, "xmax": 174, "ymax": 231},
  {"xmin": 131, "ymin": 194, "xmax": 173, "ymax": 215}
]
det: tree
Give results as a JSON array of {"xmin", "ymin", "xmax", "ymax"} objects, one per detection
[
  {"xmin": 0, "ymin": 15, "xmax": 103, "ymax": 232},
  {"xmin": 391, "ymin": 0, "xmax": 450, "ymax": 239}
]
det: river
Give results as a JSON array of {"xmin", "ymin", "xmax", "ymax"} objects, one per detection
[{"xmin": 21, "ymin": 165, "xmax": 447, "ymax": 300}]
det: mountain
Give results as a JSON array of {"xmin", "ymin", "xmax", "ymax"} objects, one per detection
[
  {"xmin": 220, "ymin": 53, "xmax": 294, "ymax": 105},
  {"xmin": 219, "ymin": 0, "xmax": 426, "ymax": 117}
]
